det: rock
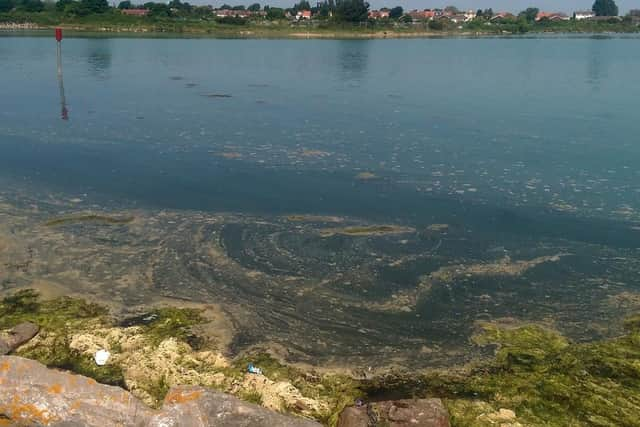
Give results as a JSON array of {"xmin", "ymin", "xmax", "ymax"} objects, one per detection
[
  {"xmin": 338, "ymin": 398, "xmax": 450, "ymax": 427},
  {"xmin": 478, "ymin": 407, "xmax": 520, "ymax": 425},
  {"xmin": 0, "ymin": 323, "xmax": 40, "ymax": 355},
  {"xmin": 148, "ymin": 386, "xmax": 321, "ymax": 427},
  {"xmin": 0, "ymin": 355, "xmax": 153, "ymax": 426},
  {"xmin": 0, "ymin": 356, "xmax": 321, "ymax": 427}
]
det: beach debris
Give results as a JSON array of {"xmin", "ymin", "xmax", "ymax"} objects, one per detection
[
  {"xmin": 247, "ymin": 363, "xmax": 263, "ymax": 375},
  {"xmin": 201, "ymin": 93, "xmax": 232, "ymax": 98},
  {"xmin": 355, "ymin": 172, "xmax": 377, "ymax": 181},
  {"xmin": 94, "ymin": 349, "xmax": 110, "ymax": 366}
]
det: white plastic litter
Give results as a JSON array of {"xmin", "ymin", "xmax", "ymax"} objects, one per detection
[{"xmin": 94, "ymin": 349, "xmax": 110, "ymax": 366}]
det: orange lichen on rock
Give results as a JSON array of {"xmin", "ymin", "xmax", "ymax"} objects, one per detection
[
  {"xmin": 164, "ymin": 389, "xmax": 203, "ymax": 404},
  {"xmin": 0, "ymin": 361, "xmax": 10, "ymax": 372},
  {"xmin": 47, "ymin": 384, "xmax": 63, "ymax": 394},
  {"xmin": 0, "ymin": 398, "xmax": 57, "ymax": 425}
]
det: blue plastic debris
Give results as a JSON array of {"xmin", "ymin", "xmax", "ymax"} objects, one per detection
[{"xmin": 247, "ymin": 363, "xmax": 263, "ymax": 375}]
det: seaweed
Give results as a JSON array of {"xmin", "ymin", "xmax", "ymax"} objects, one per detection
[
  {"xmin": 146, "ymin": 375, "xmax": 171, "ymax": 407},
  {"xmin": 239, "ymin": 390, "xmax": 264, "ymax": 406},
  {"xmin": 362, "ymin": 322, "xmax": 640, "ymax": 427},
  {"xmin": 0, "ymin": 290, "xmax": 108, "ymax": 331},
  {"xmin": 45, "ymin": 214, "xmax": 135, "ymax": 227},
  {"xmin": 137, "ymin": 307, "xmax": 205, "ymax": 346}
]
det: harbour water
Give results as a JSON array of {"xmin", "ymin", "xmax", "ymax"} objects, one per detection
[{"xmin": 1, "ymin": 34, "xmax": 640, "ymax": 367}]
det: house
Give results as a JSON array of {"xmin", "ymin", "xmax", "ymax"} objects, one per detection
[
  {"xmin": 490, "ymin": 12, "xmax": 515, "ymax": 21},
  {"xmin": 215, "ymin": 9, "xmax": 251, "ymax": 18},
  {"xmin": 464, "ymin": 10, "xmax": 476, "ymax": 21},
  {"xmin": 574, "ymin": 10, "xmax": 595, "ymax": 20},
  {"xmin": 407, "ymin": 9, "xmax": 438, "ymax": 21},
  {"xmin": 121, "ymin": 9, "xmax": 150, "ymax": 16},
  {"xmin": 296, "ymin": 10, "xmax": 312, "ymax": 20},
  {"xmin": 536, "ymin": 11, "xmax": 570, "ymax": 21},
  {"xmin": 368, "ymin": 10, "xmax": 390, "ymax": 19},
  {"xmin": 448, "ymin": 14, "xmax": 469, "ymax": 23}
]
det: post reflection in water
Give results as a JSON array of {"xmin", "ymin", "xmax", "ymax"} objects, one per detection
[{"xmin": 56, "ymin": 40, "xmax": 68, "ymax": 121}]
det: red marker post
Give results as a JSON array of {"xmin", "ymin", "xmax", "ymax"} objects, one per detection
[{"xmin": 55, "ymin": 28, "xmax": 68, "ymax": 120}]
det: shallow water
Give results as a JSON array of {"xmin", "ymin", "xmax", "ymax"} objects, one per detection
[{"xmin": 1, "ymin": 34, "xmax": 640, "ymax": 367}]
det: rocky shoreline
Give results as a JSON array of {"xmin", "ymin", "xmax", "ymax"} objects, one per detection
[{"xmin": 2, "ymin": 290, "xmax": 640, "ymax": 426}]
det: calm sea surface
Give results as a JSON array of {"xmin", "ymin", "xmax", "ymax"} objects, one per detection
[{"xmin": 2, "ymin": 34, "xmax": 640, "ymax": 365}]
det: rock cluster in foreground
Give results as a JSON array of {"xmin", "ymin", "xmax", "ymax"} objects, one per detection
[{"xmin": 0, "ymin": 356, "xmax": 320, "ymax": 427}]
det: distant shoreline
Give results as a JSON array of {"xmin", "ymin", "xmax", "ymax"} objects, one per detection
[{"xmin": 1, "ymin": 21, "xmax": 639, "ymax": 39}]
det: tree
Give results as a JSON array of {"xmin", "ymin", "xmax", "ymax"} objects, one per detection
[
  {"xmin": 117, "ymin": 0, "xmax": 132, "ymax": 8},
  {"xmin": 247, "ymin": 2, "xmax": 260, "ymax": 11},
  {"xmin": 592, "ymin": 0, "xmax": 618, "ymax": 16},
  {"xmin": 144, "ymin": 2, "xmax": 169, "ymax": 16},
  {"xmin": 335, "ymin": 0, "xmax": 368, "ymax": 22},
  {"xmin": 13, "ymin": 0, "xmax": 44, "ymax": 11},
  {"xmin": 316, "ymin": 2, "xmax": 331, "ymax": 18},
  {"xmin": 475, "ymin": 8, "xmax": 482, "ymax": 18},
  {"xmin": 80, "ymin": 0, "xmax": 108, "ymax": 13},
  {"xmin": 64, "ymin": 1, "xmax": 91, "ymax": 15},
  {"xmin": 482, "ymin": 8, "xmax": 493, "ymax": 19},
  {"xmin": 428, "ymin": 18, "xmax": 444, "ymax": 30},
  {"xmin": 444, "ymin": 5, "xmax": 458, "ymax": 14},
  {"xmin": 389, "ymin": 5, "xmax": 402, "ymax": 19},
  {"xmin": 518, "ymin": 7, "xmax": 538, "ymax": 22},
  {"xmin": 0, "ymin": 0, "xmax": 14, "ymax": 12},
  {"xmin": 265, "ymin": 5, "xmax": 284, "ymax": 19},
  {"xmin": 293, "ymin": 0, "xmax": 310, "ymax": 11},
  {"xmin": 219, "ymin": 3, "xmax": 231, "ymax": 9}
]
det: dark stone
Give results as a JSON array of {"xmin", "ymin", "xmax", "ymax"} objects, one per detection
[
  {"xmin": 338, "ymin": 398, "xmax": 450, "ymax": 427},
  {"xmin": 149, "ymin": 386, "xmax": 321, "ymax": 427},
  {"xmin": 0, "ymin": 323, "xmax": 40, "ymax": 355}
]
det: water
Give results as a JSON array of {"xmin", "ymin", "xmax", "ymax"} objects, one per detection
[{"xmin": 1, "ymin": 34, "xmax": 640, "ymax": 367}]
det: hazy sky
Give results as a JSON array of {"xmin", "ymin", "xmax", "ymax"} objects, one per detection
[{"xmin": 207, "ymin": 1, "xmax": 635, "ymax": 14}]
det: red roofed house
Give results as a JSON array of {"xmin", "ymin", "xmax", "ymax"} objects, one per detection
[
  {"xmin": 408, "ymin": 9, "xmax": 438, "ymax": 21},
  {"xmin": 536, "ymin": 11, "xmax": 570, "ymax": 21},
  {"xmin": 296, "ymin": 10, "xmax": 312, "ymax": 20},
  {"xmin": 490, "ymin": 12, "xmax": 515, "ymax": 21},
  {"xmin": 369, "ymin": 10, "xmax": 390, "ymax": 19}
]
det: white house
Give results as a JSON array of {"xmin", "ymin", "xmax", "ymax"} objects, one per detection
[{"xmin": 574, "ymin": 10, "xmax": 595, "ymax": 20}]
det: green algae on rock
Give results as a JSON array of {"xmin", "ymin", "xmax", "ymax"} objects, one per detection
[
  {"xmin": 453, "ymin": 322, "xmax": 640, "ymax": 426},
  {"xmin": 371, "ymin": 321, "xmax": 640, "ymax": 427},
  {"xmin": 121, "ymin": 307, "xmax": 206, "ymax": 347},
  {"xmin": 0, "ymin": 289, "xmax": 108, "ymax": 332}
]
